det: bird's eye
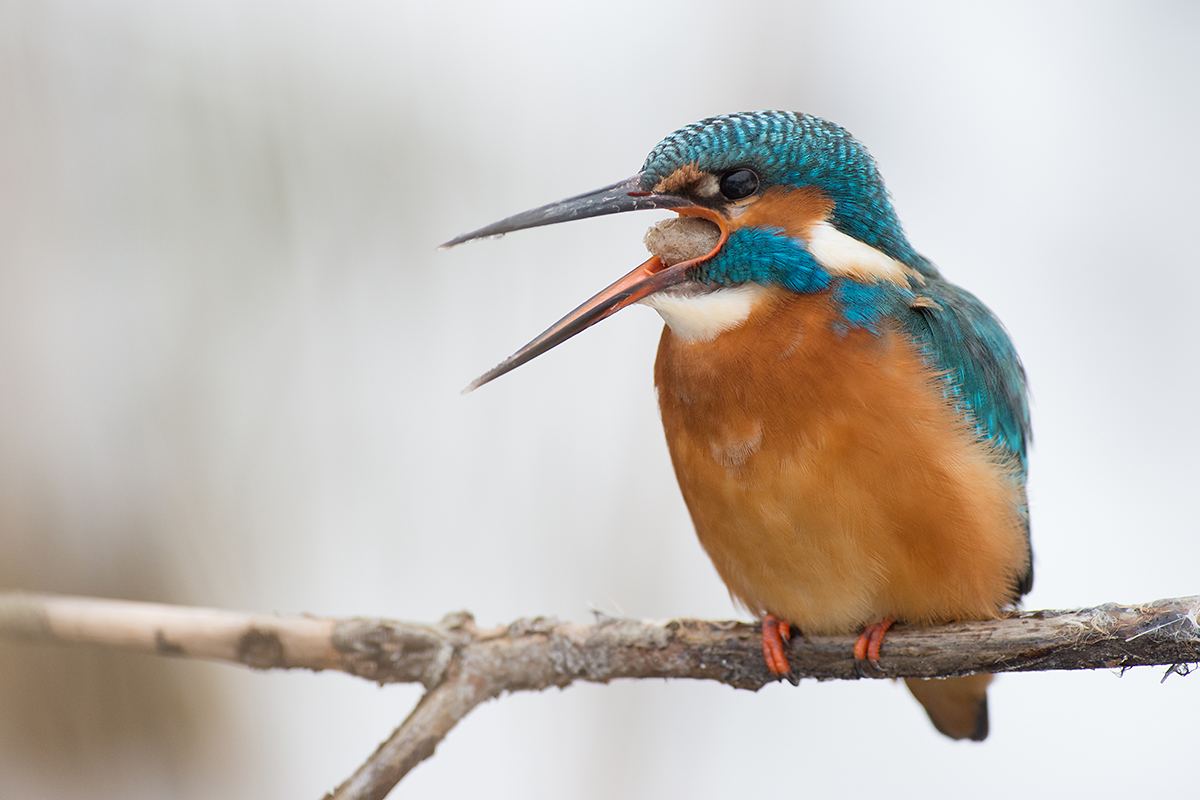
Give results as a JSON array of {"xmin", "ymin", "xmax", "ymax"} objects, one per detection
[{"xmin": 719, "ymin": 169, "xmax": 759, "ymax": 200}]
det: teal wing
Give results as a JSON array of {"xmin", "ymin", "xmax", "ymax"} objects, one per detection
[{"xmin": 903, "ymin": 278, "xmax": 1033, "ymax": 596}]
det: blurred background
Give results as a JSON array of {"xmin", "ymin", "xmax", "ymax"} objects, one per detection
[{"xmin": 0, "ymin": 1, "xmax": 1197, "ymax": 797}]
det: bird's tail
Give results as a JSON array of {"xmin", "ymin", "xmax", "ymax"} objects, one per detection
[{"xmin": 903, "ymin": 674, "xmax": 993, "ymax": 741}]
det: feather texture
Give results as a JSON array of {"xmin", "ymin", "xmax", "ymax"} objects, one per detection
[
  {"xmin": 639, "ymin": 111, "xmax": 1033, "ymax": 738},
  {"xmin": 654, "ymin": 288, "xmax": 1031, "ymax": 633}
]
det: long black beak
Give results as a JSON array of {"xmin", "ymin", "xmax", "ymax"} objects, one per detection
[
  {"xmin": 440, "ymin": 174, "xmax": 690, "ymax": 248},
  {"xmin": 442, "ymin": 174, "xmax": 727, "ymax": 392}
]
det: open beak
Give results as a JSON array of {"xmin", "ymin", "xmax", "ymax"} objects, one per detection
[{"xmin": 442, "ymin": 174, "xmax": 727, "ymax": 392}]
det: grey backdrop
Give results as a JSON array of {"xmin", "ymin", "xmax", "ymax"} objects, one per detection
[{"xmin": 0, "ymin": 1, "xmax": 1197, "ymax": 798}]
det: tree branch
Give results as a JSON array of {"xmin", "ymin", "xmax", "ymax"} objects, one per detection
[{"xmin": 0, "ymin": 591, "xmax": 1196, "ymax": 799}]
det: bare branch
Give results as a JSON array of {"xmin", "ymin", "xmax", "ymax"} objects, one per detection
[
  {"xmin": 325, "ymin": 662, "xmax": 489, "ymax": 800},
  {"xmin": 1, "ymin": 591, "xmax": 1197, "ymax": 800}
]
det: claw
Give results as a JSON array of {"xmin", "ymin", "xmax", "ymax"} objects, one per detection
[
  {"xmin": 853, "ymin": 617, "xmax": 896, "ymax": 676},
  {"xmin": 761, "ymin": 614, "xmax": 792, "ymax": 676}
]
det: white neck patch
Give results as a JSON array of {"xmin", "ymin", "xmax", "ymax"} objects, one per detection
[
  {"xmin": 806, "ymin": 220, "xmax": 915, "ymax": 284},
  {"xmin": 639, "ymin": 284, "xmax": 767, "ymax": 343}
]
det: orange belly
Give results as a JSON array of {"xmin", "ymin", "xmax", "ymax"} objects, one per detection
[{"xmin": 654, "ymin": 288, "xmax": 1029, "ymax": 635}]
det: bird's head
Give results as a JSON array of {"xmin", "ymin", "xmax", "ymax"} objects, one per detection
[{"xmin": 444, "ymin": 111, "xmax": 926, "ymax": 391}]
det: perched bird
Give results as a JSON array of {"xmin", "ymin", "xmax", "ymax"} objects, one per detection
[{"xmin": 444, "ymin": 111, "xmax": 1031, "ymax": 741}]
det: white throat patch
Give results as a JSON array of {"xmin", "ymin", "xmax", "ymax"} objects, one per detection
[{"xmin": 639, "ymin": 284, "xmax": 767, "ymax": 343}]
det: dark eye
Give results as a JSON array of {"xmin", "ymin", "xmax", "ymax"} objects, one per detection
[{"xmin": 719, "ymin": 169, "xmax": 759, "ymax": 200}]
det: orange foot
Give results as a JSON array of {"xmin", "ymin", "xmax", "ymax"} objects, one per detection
[
  {"xmin": 853, "ymin": 617, "xmax": 896, "ymax": 677},
  {"xmin": 761, "ymin": 613, "xmax": 792, "ymax": 676}
]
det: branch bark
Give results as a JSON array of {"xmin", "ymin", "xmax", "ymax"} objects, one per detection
[{"xmin": 0, "ymin": 591, "xmax": 1196, "ymax": 799}]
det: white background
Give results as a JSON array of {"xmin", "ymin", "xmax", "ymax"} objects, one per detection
[{"xmin": 0, "ymin": 1, "xmax": 1196, "ymax": 798}]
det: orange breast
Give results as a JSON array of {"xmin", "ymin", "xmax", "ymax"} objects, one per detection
[{"xmin": 654, "ymin": 288, "xmax": 1029, "ymax": 635}]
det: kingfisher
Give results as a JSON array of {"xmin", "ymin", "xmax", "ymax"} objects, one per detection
[{"xmin": 443, "ymin": 111, "xmax": 1032, "ymax": 741}]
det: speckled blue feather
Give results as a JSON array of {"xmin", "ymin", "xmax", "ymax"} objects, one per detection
[{"xmin": 641, "ymin": 111, "xmax": 928, "ymax": 274}]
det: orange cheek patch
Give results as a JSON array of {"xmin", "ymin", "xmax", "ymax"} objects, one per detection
[{"xmin": 733, "ymin": 185, "xmax": 834, "ymax": 237}]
